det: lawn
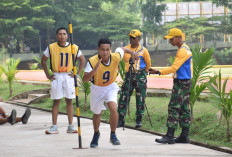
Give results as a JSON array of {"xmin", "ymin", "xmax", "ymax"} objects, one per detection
[{"xmin": 1, "ymin": 82, "xmax": 232, "ymax": 149}]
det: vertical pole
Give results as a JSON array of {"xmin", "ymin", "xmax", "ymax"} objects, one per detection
[
  {"xmin": 69, "ymin": 22, "xmax": 82, "ymax": 148},
  {"xmin": 176, "ymin": 2, "xmax": 179, "ymax": 21},
  {"xmin": 200, "ymin": 1, "xmax": 203, "ymax": 44},
  {"xmin": 224, "ymin": 6, "xmax": 228, "ymax": 43},
  {"xmin": 153, "ymin": 32, "xmax": 155, "ymax": 46}
]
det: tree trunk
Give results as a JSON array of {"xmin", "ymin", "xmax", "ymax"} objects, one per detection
[
  {"xmin": 16, "ymin": 41, "xmax": 20, "ymax": 54},
  {"xmin": 47, "ymin": 28, "xmax": 51, "ymax": 45},
  {"xmin": 190, "ymin": 106, "xmax": 194, "ymax": 122},
  {"xmin": 9, "ymin": 83, "xmax": 12, "ymax": 97},
  {"xmin": 127, "ymin": 105, "xmax": 130, "ymax": 116},
  {"xmin": 143, "ymin": 33, "xmax": 147, "ymax": 46},
  {"xmin": 226, "ymin": 119, "xmax": 231, "ymax": 142},
  {"xmin": 84, "ymin": 92, "xmax": 87, "ymax": 111}
]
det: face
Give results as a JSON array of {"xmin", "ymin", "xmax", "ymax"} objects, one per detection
[
  {"xmin": 97, "ymin": 44, "xmax": 111, "ymax": 60},
  {"xmin": 56, "ymin": 29, "xmax": 68, "ymax": 43},
  {"xmin": 169, "ymin": 36, "xmax": 180, "ymax": 46},
  {"xmin": 129, "ymin": 36, "xmax": 140, "ymax": 46}
]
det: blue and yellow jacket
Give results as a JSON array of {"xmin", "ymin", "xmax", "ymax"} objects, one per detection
[
  {"xmin": 160, "ymin": 43, "xmax": 192, "ymax": 79},
  {"xmin": 123, "ymin": 44, "xmax": 151, "ymax": 72}
]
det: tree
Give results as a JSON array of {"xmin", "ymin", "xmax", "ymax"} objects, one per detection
[
  {"xmin": 213, "ymin": 0, "xmax": 232, "ymax": 9},
  {"xmin": 0, "ymin": 0, "xmax": 55, "ymax": 54},
  {"xmin": 0, "ymin": 58, "xmax": 21, "ymax": 97},
  {"xmin": 207, "ymin": 70, "xmax": 232, "ymax": 142},
  {"xmin": 161, "ymin": 17, "xmax": 217, "ymax": 43},
  {"xmin": 189, "ymin": 45, "xmax": 214, "ymax": 121},
  {"xmin": 140, "ymin": 0, "xmax": 166, "ymax": 46},
  {"xmin": 74, "ymin": 0, "xmax": 141, "ymax": 47}
]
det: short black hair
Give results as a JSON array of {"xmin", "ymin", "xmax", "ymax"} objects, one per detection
[
  {"xmin": 56, "ymin": 27, "xmax": 68, "ymax": 35},
  {"xmin": 98, "ymin": 38, "xmax": 111, "ymax": 47}
]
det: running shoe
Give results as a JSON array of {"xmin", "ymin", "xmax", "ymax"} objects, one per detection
[
  {"xmin": 67, "ymin": 125, "xmax": 78, "ymax": 133},
  {"xmin": 45, "ymin": 125, "xmax": 59, "ymax": 134},
  {"xmin": 90, "ymin": 132, "xmax": 100, "ymax": 148}
]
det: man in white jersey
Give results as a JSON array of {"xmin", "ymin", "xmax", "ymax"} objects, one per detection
[
  {"xmin": 83, "ymin": 38, "xmax": 138, "ymax": 148},
  {"xmin": 41, "ymin": 27, "xmax": 86, "ymax": 134}
]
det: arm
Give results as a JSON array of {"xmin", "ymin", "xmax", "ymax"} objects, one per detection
[
  {"xmin": 0, "ymin": 106, "xmax": 6, "ymax": 117},
  {"xmin": 83, "ymin": 59, "xmax": 102, "ymax": 83},
  {"xmin": 77, "ymin": 54, "xmax": 86, "ymax": 76},
  {"xmin": 160, "ymin": 51, "xmax": 191, "ymax": 75},
  {"xmin": 121, "ymin": 47, "xmax": 138, "ymax": 60},
  {"xmin": 41, "ymin": 55, "xmax": 55, "ymax": 80}
]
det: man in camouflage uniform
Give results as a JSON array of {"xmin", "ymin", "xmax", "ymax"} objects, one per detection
[
  {"xmin": 149, "ymin": 28, "xmax": 192, "ymax": 144},
  {"xmin": 117, "ymin": 29, "xmax": 151, "ymax": 128}
]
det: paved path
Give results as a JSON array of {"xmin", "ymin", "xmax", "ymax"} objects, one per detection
[{"xmin": 0, "ymin": 103, "xmax": 231, "ymax": 157}]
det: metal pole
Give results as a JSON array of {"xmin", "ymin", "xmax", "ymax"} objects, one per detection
[
  {"xmin": 123, "ymin": 57, "xmax": 134, "ymax": 130},
  {"xmin": 69, "ymin": 22, "xmax": 82, "ymax": 148},
  {"xmin": 144, "ymin": 103, "xmax": 152, "ymax": 127}
]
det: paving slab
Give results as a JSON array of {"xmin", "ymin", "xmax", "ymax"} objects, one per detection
[{"xmin": 0, "ymin": 102, "xmax": 231, "ymax": 157}]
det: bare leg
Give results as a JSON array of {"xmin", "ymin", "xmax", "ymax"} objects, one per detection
[
  {"xmin": 107, "ymin": 101, "xmax": 118, "ymax": 132},
  {"xmin": 65, "ymin": 98, "xmax": 73, "ymax": 125},
  {"xmin": 0, "ymin": 107, "xmax": 7, "ymax": 124},
  {"xmin": 52, "ymin": 99, "xmax": 60, "ymax": 125},
  {"xmin": 93, "ymin": 113, "xmax": 102, "ymax": 132},
  {"xmin": 16, "ymin": 117, "xmax": 22, "ymax": 123},
  {"xmin": 0, "ymin": 117, "xmax": 8, "ymax": 124},
  {"xmin": 0, "ymin": 115, "xmax": 20, "ymax": 124}
]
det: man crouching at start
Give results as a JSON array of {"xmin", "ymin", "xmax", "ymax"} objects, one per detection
[{"xmin": 83, "ymin": 38, "xmax": 138, "ymax": 148}]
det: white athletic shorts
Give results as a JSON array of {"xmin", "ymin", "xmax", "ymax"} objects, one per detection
[
  {"xmin": 90, "ymin": 82, "xmax": 119, "ymax": 114},
  {"xmin": 51, "ymin": 72, "xmax": 75, "ymax": 100}
]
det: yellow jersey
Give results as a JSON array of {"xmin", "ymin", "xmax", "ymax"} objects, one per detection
[
  {"xmin": 49, "ymin": 42, "xmax": 79, "ymax": 72},
  {"xmin": 89, "ymin": 53, "xmax": 121, "ymax": 86}
]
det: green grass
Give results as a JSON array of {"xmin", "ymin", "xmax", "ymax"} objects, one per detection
[
  {"xmin": 0, "ymin": 81, "xmax": 48, "ymax": 100},
  {"xmin": 1, "ymin": 82, "xmax": 232, "ymax": 149}
]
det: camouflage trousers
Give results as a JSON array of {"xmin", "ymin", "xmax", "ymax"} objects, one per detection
[
  {"xmin": 118, "ymin": 69, "xmax": 147, "ymax": 117},
  {"xmin": 167, "ymin": 79, "xmax": 192, "ymax": 129}
]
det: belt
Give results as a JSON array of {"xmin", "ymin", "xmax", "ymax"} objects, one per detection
[
  {"xmin": 132, "ymin": 69, "xmax": 146, "ymax": 73},
  {"xmin": 174, "ymin": 79, "xmax": 191, "ymax": 83}
]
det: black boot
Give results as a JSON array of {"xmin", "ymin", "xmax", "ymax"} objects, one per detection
[
  {"xmin": 117, "ymin": 115, "xmax": 125, "ymax": 128},
  {"xmin": 135, "ymin": 115, "xmax": 142, "ymax": 128},
  {"xmin": 175, "ymin": 127, "xmax": 190, "ymax": 143},
  {"xmin": 155, "ymin": 127, "xmax": 175, "ymax": 144}
]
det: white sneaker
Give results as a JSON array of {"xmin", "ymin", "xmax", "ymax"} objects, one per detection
[
  {"xmin": 67, "ymin": 125, "xmax": 78, "ymax": 133},
  {"xmin": 45, "ymin": 125, "xmax": 59, "ymax": 134}
]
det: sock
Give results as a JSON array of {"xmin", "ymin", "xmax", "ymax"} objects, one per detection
[{"xmin": 94, "ymin": 131, "xmax": 99, "ymax": 135}]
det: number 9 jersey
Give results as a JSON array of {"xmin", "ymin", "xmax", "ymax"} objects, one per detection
[{"xmin": 88, "ymin": 52, "xmax": 121, "ymax": 86}]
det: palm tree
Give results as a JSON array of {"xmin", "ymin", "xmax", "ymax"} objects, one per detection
[
  {"xmin": 207, "ymin": 70, "xmax": 232, "ymax": 142},
  {"xmin": 0, "ymin": 68, "xmax": 3, "ymax": 84},
  {"xmin": 0, "ymin": 58, "xmax": 21, "ymax": 97},
  {"xmin": 118, "ymin": 60, "xmax": 126, "ymax": 87},
  {"xmin": 77, "ymin": 69, "xmax": 91, "ymax": 111},
  {"xmin": 189, "ymin": 45, "xmax": 214, "ymax": 121}
]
